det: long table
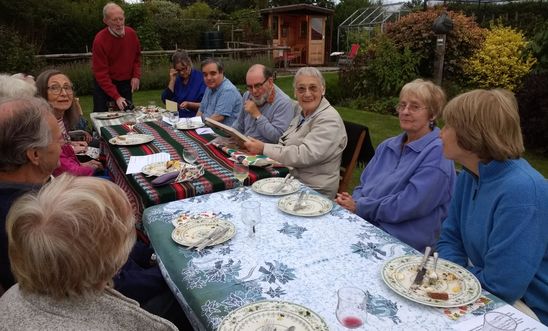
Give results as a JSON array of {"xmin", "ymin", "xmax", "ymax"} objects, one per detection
[
  {"xmin": 93, "ymin": 113, "xmax": 289, "ymax": 221},
  {"xmin": 142, "ymin": 187, "xmax": 544, "ymax": 331}
]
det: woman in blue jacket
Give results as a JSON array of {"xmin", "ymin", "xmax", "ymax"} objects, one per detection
[
  {"xmin": 336, "ymin": 79, "xmax": 456, "ymax": 252},
  {"xmin": 437, "ymin": 89, "xmax": 548, "ymax": 325},
  {"xmin": 161, "ymin": 50, "xmax": 206, "ymax": 117}
]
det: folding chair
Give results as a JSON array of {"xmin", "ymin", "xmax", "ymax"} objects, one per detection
[
  {"xmin": 337, "ymin": 43, "xmax": 360, "ymax": 66},
  {"xmin": 339, "ymin": 121, "xmax": 375, "ymax": 193}
]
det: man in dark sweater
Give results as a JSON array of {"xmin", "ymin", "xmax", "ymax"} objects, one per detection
[{"xmin": 0, "ymin": 97, "xmax": 63, "ymax": 291}]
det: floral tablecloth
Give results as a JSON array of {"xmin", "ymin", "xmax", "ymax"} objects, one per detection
[{"xmin": 142, "ymin": 187, "xmax": 511, "ymax": 331}]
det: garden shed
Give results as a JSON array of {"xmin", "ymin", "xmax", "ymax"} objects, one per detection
[{"xmin": 260, "ymin": 4, "xmax": 334, "ymax": 66}]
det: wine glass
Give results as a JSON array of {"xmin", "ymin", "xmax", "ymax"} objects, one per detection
[
  {"xmin": 241, "ymin": 201, "xmax": 261, "ymax": 238},
  {"xmin": 336, "ymin": 287, "xmax": 367, "ymax": 329},
  {"xmin": 169, "ymin": 111, "xmax": 179, "ymax": 128},
  {"xmin": 183, "ymin": 148, "xmax": 198, "ymax": 165},
  {"xmin": 123, "ymin": 113, "xmax": 137, "ymax": 135},
  {"xmin": 233, "ymin": 160, "xmax": 248, "ymax": 192}
]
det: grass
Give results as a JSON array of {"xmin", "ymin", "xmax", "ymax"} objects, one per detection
[{"xmin": 79, "ymin": 73, "xmax": 548, "ymax": 191}]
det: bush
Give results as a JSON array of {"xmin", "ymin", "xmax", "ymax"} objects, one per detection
[
  {"xmin": 338, "ymin": 34, "xmax": 420, "ymax": 109},
  {"xmin": 529, "ymin": 21, "xmax": 548, "ymax": 73},
  {"xmin": 386, "ymin": 8, "xmax": 486, "ymax": 82},
  {"xmin": 516, "ymin": 72, "xmax": 548, "ymax": 155},
  {"xmin": 464, "ymin": 24, "xmax": 536, "ymax": 91},
  {"xmin": 0, "ymin": 26, "xmax": 43, "ymax": 74}
]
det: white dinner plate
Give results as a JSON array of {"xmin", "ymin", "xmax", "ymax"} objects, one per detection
[
  {"xmin": 141, "ymin": 160, "xmax": 203, "ymax": 180},
  {"xmin": 94, "ymin": 112, "xmax": 126, "ymax": 120},
  {"xmin": 176, "ymin": 121, "xmax": 205, "ymax": 130},
  {"xmin": 108, "ymin": 134, "xmax": 154, "ymax": 146},
  {"xmin": 381, "ymin": 255, "xmax": 482, "ymax": 308},
  {"xmin": 251, "ymin": 177, "xmax": 300, "ymax": 196},
  {"xmin": 171, "ymin": 218, "xmax": 235, "ymax": 247},
  {"xmin": 218, "ymin": 300, "xmax": 329, "ymax": 331},
  {"xmin": 277, "ymin": 193, "xmax": 333, "ymax": 217}
]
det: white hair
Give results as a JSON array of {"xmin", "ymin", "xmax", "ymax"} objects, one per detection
[{"xmin": 0, "ymin": 74, "xmax": 37, "ymax": 98}]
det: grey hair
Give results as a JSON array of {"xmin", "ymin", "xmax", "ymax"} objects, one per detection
[
  {"xmin": 172, "ymin": 50, "xmax": 193, "ymax": 68},
  {"xmin": 201, "ymin": 58, "xmax": 224, "ymax": 73},
  {"xmin": 0, "ymin": 97, "xmax": 53, "ymax": 172},
  {"xmin": 293, "ymin": 67, "xmax": 325, "ymax": 89},
  {"xmin": 0, "ymin": 74, "xmax": 37, "ymax": 98},
  {"xmin": 103, "ymin": 2, "xmax": 122, "ymax": 20}
]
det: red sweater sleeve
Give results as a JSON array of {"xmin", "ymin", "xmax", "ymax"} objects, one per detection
[{"xmin": 92, "ymin": 27, "xmax": 141, "ymax": 100}]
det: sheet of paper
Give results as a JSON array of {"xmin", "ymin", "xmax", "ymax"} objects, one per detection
[
  {"xmin": 165, "ymin": 100, "xmax": 178, "ymax": 112},
  {"xmin": 196, "ymin": 127, "xmax": 215, "ymax": 135},
  {"xmin": 126, "ymin": 152, "xmax": 171, "ymax": 174},
  {"xmin": 190, "ymin": 116, "xmax": 203, "ymax": 124},
  {"xmin": 453, "ymin": 305, "xmax": 546, "ymax": 331}
]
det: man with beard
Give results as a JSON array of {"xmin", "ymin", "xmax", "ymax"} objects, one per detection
[
  {"xmin": 232, "ymin": 64, "xmax": 295, "ymax": 143},
  {"xmin": 92, "ymin": 2, "xmax": 141, "ymax": 112}
]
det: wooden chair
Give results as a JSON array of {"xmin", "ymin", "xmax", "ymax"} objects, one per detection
[{"xmin": 339, "ymin": 121, "xmax": 375, "ymax": 193}]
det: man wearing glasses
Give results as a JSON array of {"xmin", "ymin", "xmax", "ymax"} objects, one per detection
[
  {"xmin": 92, "ymin": 2, "xmax": 141, "ymax": 112},
  {"xmin": 232, "ymin": 64, "xmax": 295, "ymax": 143}
]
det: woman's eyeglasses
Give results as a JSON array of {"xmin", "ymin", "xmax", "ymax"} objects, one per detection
[
  {"xmin": 295, "ymin": 85, "xmax": 321, "ymax": 95},
  {"xmin": 48, "ymin": 84, "xmax": 74, "ymax": 95},
  {"xmin": 396, "ymin": 102, "xmax": 427, "ymax": 113}
]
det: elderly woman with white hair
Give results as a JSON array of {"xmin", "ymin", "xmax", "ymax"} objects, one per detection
[
  {"xmin": 0, "ymin": 174, "xmax": 177, "ymax": 330},
  {"xmin": 245, "ymin": 67, "xmax": 347, "ymax": 198}
]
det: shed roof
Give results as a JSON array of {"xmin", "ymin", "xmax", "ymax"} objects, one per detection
[{"xmin": 259, "ymin": 4, "xmax": 334, "ymax": 16}]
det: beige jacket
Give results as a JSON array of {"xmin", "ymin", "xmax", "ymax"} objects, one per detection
[
  {"xmin": 0, "ymin": 284, "xmax": 177, "ymax": 331},
  {"xmin": 264, "ymin": 97, "xmax": 347, "ymax": 198}
]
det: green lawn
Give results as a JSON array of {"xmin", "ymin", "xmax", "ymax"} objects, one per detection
[{"xmin": 79, "ymin": 74, "xmax": 548, "ymax": 191}]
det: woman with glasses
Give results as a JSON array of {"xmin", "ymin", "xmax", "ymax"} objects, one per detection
[
  {"xmin": 336, "ymin": 79, "xmax": 455, "ymax": 252},
  {"xmin": 161, "ymin": 50, "xmax": 206, "ymax": 117},
  {"xmin": 245, "ymin": 67, "xmax": 347, "ymax": 198},
  {"xmin": 36, "ymin": 69, "xmax": 104, "ymax": 176}
]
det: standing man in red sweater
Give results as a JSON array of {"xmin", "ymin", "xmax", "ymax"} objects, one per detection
[{"xmin": 92, "ymin": 2, "xmax": 141, "ymax": 112}]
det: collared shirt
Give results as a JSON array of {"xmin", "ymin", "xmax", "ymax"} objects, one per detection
[
  {"xmin": 232, "ymin": 85, "xmax": 295, "ymax": 143},
  {"xmin": 199, "ymin": 77, "xmax": 242, "ymax": 125}
]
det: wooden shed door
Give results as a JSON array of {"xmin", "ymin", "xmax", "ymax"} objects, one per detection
[{"xmin": 308, "ymin": 16, "xmax": 325, "ymax": 65}]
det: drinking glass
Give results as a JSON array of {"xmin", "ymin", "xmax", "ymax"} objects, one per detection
[
  {"xmin": 123, "ymin": 113, "xmax": 137, "ymax": 135},
  {"xmin": 183, "ymin": 148, "xmax": 198, "ymax": 165},
  {"xmin": 169, "ymin": 111, "xmax": 179, "ymax": 128},
  {"xmin": 336, "ymin": 287, "xmax": 367, "ymax": 329},
  {"xmin": 233, "ymin": 160, "xmax": 248, "ymax": 192},
  {"xmin": 241, "ymin": 201, "xmax": 261, "ymax": 238},
  {"xmin": 482, "ymin": 312, "xmax": 518, "ymax": 331}
]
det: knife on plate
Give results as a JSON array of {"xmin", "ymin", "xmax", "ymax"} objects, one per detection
[
  {"xmin": 411, "ymin": 246, "xmax": 432, "ymax": 287},
  {"xmin": 196, "ymin": 226, "xmax": 228, "ymax": 251},
  {"xmin": 272, "ymin": 173, "xmax": 291, "ymax": 193},
  {"xmin": 186, "ymin": 227, "xmax": 221, "ymax": 250}
]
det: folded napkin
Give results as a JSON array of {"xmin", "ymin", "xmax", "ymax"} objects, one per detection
[
  {"xmin": 209, "ymin": 138, "xmax": 281, "ymax": 167},
  {"xmin": 441, "ymin": 295, "xmax": 492, "ymax": 321}
]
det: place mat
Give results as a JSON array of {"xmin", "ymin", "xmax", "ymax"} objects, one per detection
[
  {"xmin": 251, "ymin": 177, "xmax": 300, "ymax": 196},
  {"xmin": 218, "ymin": 300, "xmax": 329, "ymax": 331},
  {"xmin": 108, "ymin": 134, "xmax": 154, "ymax": 146},
  {"xmin": 382, "ymin": 255, "xmax": 482, "ymax": 308},
  {"xmin": 277, "ymin": 193, "xmax": 333, "ymax": 217},
  {"xmin": 209, "ymin": 138, "xmax": 281, "ymax": 167}
]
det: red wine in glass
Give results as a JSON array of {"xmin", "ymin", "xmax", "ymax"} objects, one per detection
[{"xmin": 341, "ymin": 316, "xmax": 363, "ymax": 329}]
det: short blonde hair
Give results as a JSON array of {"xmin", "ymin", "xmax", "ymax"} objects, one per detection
[
  {"xmin": 400, "ymin": 79, "xmax": 446, "ymax": 121},
  {"xmin": 6, "ymin": 174, "xmax": 136, "ymax": 299},
  {"xmin": 442, "ymin": 89, "xmax": 524, "ymax": 161}
]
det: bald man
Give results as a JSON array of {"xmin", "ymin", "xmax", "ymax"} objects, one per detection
[{"xmin": 232, "ymin": 64, "xmax": 296, "ymax": 143}]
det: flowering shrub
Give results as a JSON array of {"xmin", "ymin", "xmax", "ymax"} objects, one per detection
[
  {"xmin": 385, "ymin": 8, "xmax": 485, "ymax": 82},
  {"xmin": 464, "ymin": 24, "xmax": 536, "ymax": 91}
]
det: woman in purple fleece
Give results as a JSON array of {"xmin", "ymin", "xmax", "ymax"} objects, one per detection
[{"xmin": 336, "ymin": 79, "xmax": 456, "ymax": 252}]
